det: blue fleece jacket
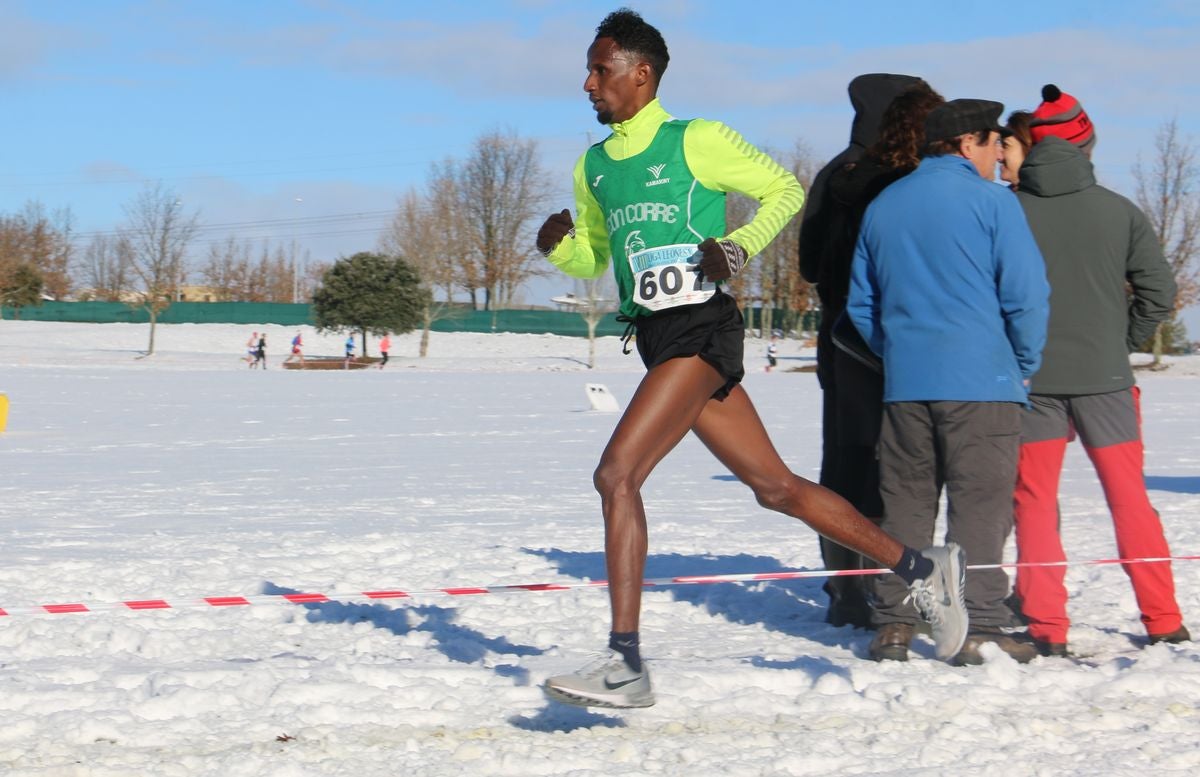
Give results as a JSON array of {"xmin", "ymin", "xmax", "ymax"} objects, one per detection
[{"xmin": 847, "ymin": 155, "xmax": 1049, "ymax": 403}]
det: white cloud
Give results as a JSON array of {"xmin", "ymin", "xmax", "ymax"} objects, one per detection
[
  {"xmin": 0, "ymin": 12, "xmax": 62, "ymax": 79},
  {"xmin": 192, "ymin": 15, "xmax": 1199, "ymax": 169}
]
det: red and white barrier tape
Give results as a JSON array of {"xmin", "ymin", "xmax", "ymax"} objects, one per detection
[{"xmin": 1, "ymin": 555, "xmax": 1196, "ymax": 618}]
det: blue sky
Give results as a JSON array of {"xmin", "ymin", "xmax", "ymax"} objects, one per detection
[{"xmin": 3, "ymin": 0, "xmax": 1199, "ymax": 323}]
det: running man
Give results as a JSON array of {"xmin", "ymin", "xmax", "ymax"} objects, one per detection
[
  {"xmin": 254, "ymin": 332, "xmax": 267, "ymax": 370},
  {"xmin": 536, "ymin": 9, "xmax": 967, "ymax": 709},
  {"xmin": 379, "ymin": 333, "xmax": 391, "ymax": 369},
  {"xmin": 286, "ymin": 332, "xmax": 304, "ymax": 364},
  {"xmin": 245, "ymin": 331, "xmax": 259, "ymax": 368}
]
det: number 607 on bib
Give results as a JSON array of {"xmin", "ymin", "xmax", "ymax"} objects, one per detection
[{"xmin": 628, "ymin": 243, "xmax": 718, "ymax": 312}]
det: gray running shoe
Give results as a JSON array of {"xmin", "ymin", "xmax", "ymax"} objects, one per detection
[
  {"xmin": 543, "ymin": 650, "xmax": 655, "ymax": 709},
  {"xmin": 904, "ymin": 543, "xmax": 968, "ymax": 661}
]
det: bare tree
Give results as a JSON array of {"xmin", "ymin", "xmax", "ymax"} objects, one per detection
[
  {"xmin": 121, "ymin": 183, "xmax": 199, "ymax": 355},
  {"xmin": 773, "ymin": 143, "xmax": 821, "ymax": 337},
  {"xmin": 0, "ymin": 215, "xmax": 26, "ymax": 296},
  {"xmin": 199, "ymin": 236, "xmax": 254, "ymax": 301},
  {"xmin": 575, "ymin": 273, "xmax": 619, "ymax": 368},
  {"xmin": 427, "ymin": 158, "xmax": 485, "ymax": 307},
  {"xmin": 718, "ymin": 142, "xmax": 819, "ymax": 339},
  {"xmin": 197, "ymin": 237, "xmax": 308, "ymax": 302},
  {"xmin": 286, "ymin": 243, "xmax": 316, "ymax": 303},
  {"xmin": 260, "ymin": 243, "xmax": 296, "ymax": 302},
  {"xmin": 723, "ymin": 192, "xmax": 758, "ymax": 330},
  {"xmin": 456, "ymin": 129, "xmax": 552, "ymax": 311},
  {"xmin": 0, "ymin": 202, "xmax": 74, "ymax": 300},
  {"xmin": 1134, "ymin": 118, "xmax": 1200, "ymax": 362},
  {"xmin": 80, "ymin": 233, "xmax": 133, "ymax": 301},
  {"xmin": 0, "ymin": 263, "xmax": 44, "ymax": 318},
  {"xmin": 20, "ymin": 202, "xmax": 74, "ymax": 299},
  {"xmin": 379, "ymin": 177, "xmax": 468, "ymax": 357}
]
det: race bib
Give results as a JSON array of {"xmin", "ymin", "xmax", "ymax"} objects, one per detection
[{"xmin": 628, "ymin": 243, "xmax": 717, "ymax": 312}]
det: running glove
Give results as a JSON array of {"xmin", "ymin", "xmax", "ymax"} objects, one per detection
[
  {"xmin": 697, "ymin": 237, "xmax": 747, "ymax": 281},
  {"xmin": 537, "ymin": 209, "xmax": 576, "ymax": 256}
]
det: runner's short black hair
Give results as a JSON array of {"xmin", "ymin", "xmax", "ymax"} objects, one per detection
[{"xmin": 595, "ymin": 8, "xmax": 669, "ymax": 82}]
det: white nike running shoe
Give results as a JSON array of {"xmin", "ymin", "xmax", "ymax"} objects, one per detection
[
  {"xmin": 905, "ymin": 543, "xmax": 969, "ymax": 661},
  {"xmin": 543, "ymin": 650, "xmax": 655, "ymax": 709}
]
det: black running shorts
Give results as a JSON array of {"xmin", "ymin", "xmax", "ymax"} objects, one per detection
[{"xmin": 633, "ymin": 291, "xmax": 745, "ymax": 399}]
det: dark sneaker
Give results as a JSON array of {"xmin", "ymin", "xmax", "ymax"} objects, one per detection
[
  {"xmin": 952, "ymin": 631, "xmax": 1039, "ymax": 666},
  {"xmin": 869, "ymin": 622, "xmax": 915, "ymax": 662},
  {"xmin": 543, "ymin": 650, "xmax": 654, "ymax": 709},
  {"xmin": 1147, "ymin": 625, "xmax": 1191, "ymax": 646},
  {"xmin": 905, "ymin": 543, "xmax": 968, "ymax": 660}
]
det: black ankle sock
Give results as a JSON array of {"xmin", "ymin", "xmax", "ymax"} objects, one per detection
[
  {"xmin": 893, "ymin": 547, "xmax": 934, "ymax": 585},
  {"xmin": 609, "ymin": 631, "xmax": 642, "ymax": 672}
]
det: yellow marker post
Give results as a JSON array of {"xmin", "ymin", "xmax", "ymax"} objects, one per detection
[{"xmin": 0, "ymin": 393, "xmax": 7, "ymax": 433}]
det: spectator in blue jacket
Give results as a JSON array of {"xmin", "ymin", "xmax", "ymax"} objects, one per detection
[{"xmin": 847, "ymin": 98, "xmax": 1050, "ymax": 665}]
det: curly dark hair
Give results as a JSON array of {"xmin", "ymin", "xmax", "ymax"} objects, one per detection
[
  {"xmin": 1005, "ymin": 110, "xmax": 1034, "ymax": 155},
  {"xmin": 867, "ymin": 81, "xmax": 945, "ymax": 171},
  {"xmin": 595, "ymin": 8, "xmax": 670, "ymax": 81}
]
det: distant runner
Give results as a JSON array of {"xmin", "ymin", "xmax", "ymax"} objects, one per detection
[
  {"xmin": 286, "ymin": 332, "xmax": 304, "ymax": 365},
  {"xmin": 379, "ymin": 334, "xmax": 391, "ymax": 369},
  {"xmin": 244, "ymin": 331, "xmax": 259, "ymax": 368}
]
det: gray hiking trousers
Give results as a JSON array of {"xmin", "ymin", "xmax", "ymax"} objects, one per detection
[{"xmin": 872, "ymin": 400, "xmax": 1021, "ymax": 631}]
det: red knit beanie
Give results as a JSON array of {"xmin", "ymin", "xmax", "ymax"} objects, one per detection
[{"xmin": 1030, "ymin": 84, "xmax": 1096, "ymax": 152}]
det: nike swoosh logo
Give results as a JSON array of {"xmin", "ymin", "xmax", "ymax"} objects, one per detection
[{"xmin": 604, "ymin": 676, "xmax": 639, "ymax": 690}]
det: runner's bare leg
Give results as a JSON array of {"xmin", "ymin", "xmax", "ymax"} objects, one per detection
[
  {"xmin": 595, "ymin": 356, "xmax": 907, "ymax": 633},
  {"xmin": 692, "ymin": 384, "xmax": 904, "ymax": 565},
  {"xmin": 594, "ymin": 356, "xmax": 727, "ymax": 632}
]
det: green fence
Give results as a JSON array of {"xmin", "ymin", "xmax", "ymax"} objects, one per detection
[
  {"xmin": 2, "ymin": 301, "xmax": 313, "ymax": 326},
  {"xmin": 2, "ymin": 301, "xmax": 816, "ymax": 337},
  {"xmin": 0, "ymin": 301, "xmax": 627, "ymax": 335},
  {"xmin": 431, "ymin": 309, "xmax": 628, "ymax": 337}
]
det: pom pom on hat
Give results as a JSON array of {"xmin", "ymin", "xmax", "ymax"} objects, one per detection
[{"xmin": 1030, "ymin": 84, "xmax": 1096, "ymax": 152}]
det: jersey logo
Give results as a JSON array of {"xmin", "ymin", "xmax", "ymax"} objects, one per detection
[
  {"xmin": 645, "ymin": 163, "xmax": 670, "ymax": 187},
  {"xmin": 592, "ymin": 174, "xmax": 604, "ymax": 188},
  {"xmin": 624, "ymin": 230, "xmax": 647, "ymax": 256}
]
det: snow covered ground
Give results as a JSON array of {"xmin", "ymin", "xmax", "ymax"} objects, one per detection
[{"xmin": 1, "ymin": 320, "xmax": 1198, "ymax": 776}]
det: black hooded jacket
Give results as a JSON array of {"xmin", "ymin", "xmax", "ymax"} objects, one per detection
[
  {"xmin": 798, "ymin": 73, "xmax": 920, "ymax": 292},
  {"xmin": 821, "ymin": 156, "xmax": 909, "ymax": 322},
  {"xmin": 1017, "ymin": 137, "xmax": 1176, "ymax": 394}
]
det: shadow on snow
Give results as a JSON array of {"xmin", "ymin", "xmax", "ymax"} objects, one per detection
[
  {"xmin": 507, "ymin": 705, "xmax": 626, "ymax": 733},
  {"xmin": 261, "ymin": 581, "xmax": 545, "ymax": 686},
  {"xmin": 262, "ymin": 581, "xmax": 626, "ymax": 732},
  {"xmin": 524, "ymin": 547, "xmax": 866, "ymax": 654}
]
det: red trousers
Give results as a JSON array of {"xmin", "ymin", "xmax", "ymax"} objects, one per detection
[{"xmin": 1013, "ymin": 389, "xmax": 1182, "ymax": 643}]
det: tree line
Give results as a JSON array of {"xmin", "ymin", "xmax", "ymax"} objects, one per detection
[{"xmin": 2, "ymin": 121, "xmax": 1197, "ymax": 356}]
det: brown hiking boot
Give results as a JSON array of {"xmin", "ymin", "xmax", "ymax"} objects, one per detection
[
  {"xmin": 952, "ymin": 632, "xmax": 1039, "ymax": 666},
  {"xmin": 1032, "ymin": 637, "xmax": 1069, "ymax": 657},
  {"xmin": 1147, "ymin": 625, "xmax": 1191, "ymax": 645},
  {"xmin": 869, "ymin": 622, "xmax": 915, "ymax": 662}
]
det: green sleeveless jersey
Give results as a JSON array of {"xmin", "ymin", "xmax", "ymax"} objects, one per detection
[{"xmin": 583, "ymin": 120, "xmax": 726, "ymax": 318}]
